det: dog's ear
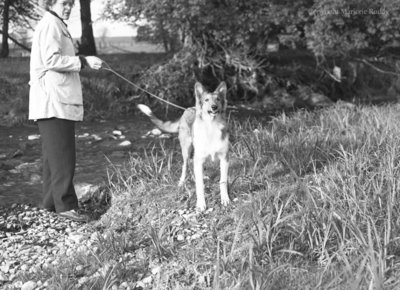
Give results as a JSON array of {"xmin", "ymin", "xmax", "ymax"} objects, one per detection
[
  {"xmin": 215, "ymin": 81, "xmax": 227, "ymax": 95},
  {"xmin": 215, "ymin": 82, "xmax": 227, "ymax": 112},
  {"xmin": 195, "ymin": 82, "xmax": 205, "ymax": 110}
]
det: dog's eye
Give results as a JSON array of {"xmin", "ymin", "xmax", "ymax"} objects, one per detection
[{"xmin": 204, "ymin": 98, "xmax": 209, "ymax": 102}]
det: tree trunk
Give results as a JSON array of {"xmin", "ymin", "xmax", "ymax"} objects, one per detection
[
  {"xmin": 79, "ymin": 0, "xmax": 96, "ymax": 55},
  {"xmin": 0, "ymin": 0, "xmax": 11, "ymax": 58},
  {"xmin": 0, "ymin": 30, "xmax": 31, "ymax": 52}
]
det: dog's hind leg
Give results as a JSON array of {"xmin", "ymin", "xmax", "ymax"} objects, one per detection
[
  {"xmin": 178, "ymin": 136, "xmax": 192, "ymax": 187},
  {"xmin": 194, "ymin": 155, "xmax": 206, "ymax": 211},
  {"xmin": 219, "ymin": 154, "xmax": 230, "ymax": 206},
  {"xmin": 178, "ymin": 149, "xmax": 189, "ymax": 187}
]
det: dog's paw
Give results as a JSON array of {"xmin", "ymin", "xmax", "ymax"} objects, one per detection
[
  {"xmin": 196, "ymin": 201, "xmax": 207, "ymax": 212},
  {"xmin": 221, "ymin": 198, "xmax": 230, "ymax": 207}
]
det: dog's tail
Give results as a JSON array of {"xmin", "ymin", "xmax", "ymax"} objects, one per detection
[{"xmin": 137, "ymin": 104, "xmax": 179, "ymax": 133}]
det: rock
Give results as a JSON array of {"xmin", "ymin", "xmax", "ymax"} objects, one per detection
[
  {"xmin": 0, "ymin": 263, "xmax": 10, "ymax": 273},
  {"xmin": 68, "ymin": 233, "xmax": 84, "ymax": 244},
  {"xmin": 91, "ymin": 134, "xmax": 103, "ymax": 141},
  {"xmin": 142, "ymin": 276, "xmax": 152, "ymax": 284},
  {"xmin": 308, "ymin": 92, "xmax": 333, "ymax": 107},
  {"xmin": 151, "ymin": 266, "xmax": 161, "ymax": 275},
  {"xmin": 112, "ymin": 130, "xmax": 122, "ymax": 136},
  {"xmin": 118, "ymin": 140, "xmax": 132, "ymax": 147},
  {"xmin": 13, "ymin": 161, "xmax": 41, "ymax": 174},
  {"xmin": 75, "ymin": 183, "xmax": 101, "ymax": 202},
  {"xmin": 29, "ymin": 174, "xmax": 41, "ymax": 184},
  {"xmin": 11, "ymin": 149, "xmax": 23, "ymax": 158},
  {"xmin": 14, "ymin": 281, "xmax": 23, "ymax": 288},
  {"xmin": 141, "ymin": 128, "xmax": 163, "ymax": 138},
  {"xmin": 151, "ymin": 128, "xmax": 162, "ymax": 136},
  {"xmin": 297, "ymin": 85, "xmax": 333, "ymax": 108},
  {"xmin": 120, "ymin": 282, "xmax": 129, "ymax": 289},
  {"xmin": 77, "ymin": 133, "xmax": 90, "ymax": 138},
  {"xmin": 21, "ymin": 280, "xmax": 37, "ymax": 290},
  {"xmin": 159, "ymin": 134, "xmax": 171, "ymax": 139},
  {"xmin": 27, "ymin": 135, "xmax": 40, "ymax": 141},
  {"xmin": 0, "ymin": 272, "xmax": 8, "ymax": 282}
]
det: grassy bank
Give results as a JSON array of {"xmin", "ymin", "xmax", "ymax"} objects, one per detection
[{"xmin": 15, "ymin": 102, "xmax": 400, "ymax": 289}]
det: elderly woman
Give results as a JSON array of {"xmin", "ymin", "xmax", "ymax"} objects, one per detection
[{"xmin": 29, "ymin": 0, "xmax": 102, "ymax": 222}]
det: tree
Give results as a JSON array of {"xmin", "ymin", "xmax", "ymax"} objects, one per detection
[
  {"xmin": 0, "ymin": 0, "xmax": 40, "ymax": 57},
  {"xmin": 100, "ymin": 0, "xmax": 400, "ymax": 106},
  {"xmin": 0, "ymin": 0, "xmax": 11, "ymax": 57},
  {"xmin": 305, "ymin": 0, "xmax": 400, "ymax": 61},
  {"xmin": 78, "ymin": 0, "xmax": 97, "ymax": 55}
]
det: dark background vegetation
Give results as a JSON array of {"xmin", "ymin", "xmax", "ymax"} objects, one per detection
[{"xmin": 1, "ymin": 0, "xmax": 400, "ymax": 122}]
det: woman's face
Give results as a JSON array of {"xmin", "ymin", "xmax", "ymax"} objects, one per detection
[{"xmin": 50, "ymin": 0, "xmax": 74, "ymax": 20}]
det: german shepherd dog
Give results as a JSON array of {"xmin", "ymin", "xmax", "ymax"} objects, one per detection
[{"xmin": 137, "ymin": 82, "xmax": 230, "ymax": 211}]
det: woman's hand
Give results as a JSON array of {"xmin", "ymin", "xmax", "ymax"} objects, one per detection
[{"xmin": 85, "ymin": 56, "xmax": 103, "ymax": 70}]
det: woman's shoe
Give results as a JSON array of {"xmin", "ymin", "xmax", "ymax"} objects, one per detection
[{"xmin": 58, "ymin": 209, "xmax": 88, "ymax": 222}]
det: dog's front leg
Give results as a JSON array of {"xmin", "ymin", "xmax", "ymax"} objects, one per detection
[
  {"xmin": 194, "ymin": 155, "xmax": 206, "ymax": 211},
  {"xmin": 219, "ymin": 155, "xmax": 230, "ymax": 206}
]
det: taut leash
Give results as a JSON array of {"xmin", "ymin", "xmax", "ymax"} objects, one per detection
[{"xmin": 100, "ymin": 60, "xmax": 186, "ymax": 111}]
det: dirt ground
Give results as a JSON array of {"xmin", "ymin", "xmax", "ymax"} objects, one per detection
[{"xmin": 0, "ymin": 116, "xmax": 156, "ymax": 208}]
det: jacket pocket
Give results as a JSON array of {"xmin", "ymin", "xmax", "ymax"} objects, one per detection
[{"xmin": 45, "ymin": 71, "xmax": 83, "ymax": 105}]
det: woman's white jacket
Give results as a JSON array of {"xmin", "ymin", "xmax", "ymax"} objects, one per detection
[{"xmin": 29, "ymin": 11, "xmax": 83, "ymax": 121}]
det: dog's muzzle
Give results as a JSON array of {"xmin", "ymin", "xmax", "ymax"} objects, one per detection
[
  {"xmin": 208, "ymin": 110, "xmax": 220, "ymax": 116},
  {"xmin": 209, "ymin": 105, "xmax": 219, "ymax": 116}
]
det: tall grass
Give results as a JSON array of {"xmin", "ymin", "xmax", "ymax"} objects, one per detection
[{"xmin": 16, "ymin": 102, "xmax": 400, "ymax": 289}]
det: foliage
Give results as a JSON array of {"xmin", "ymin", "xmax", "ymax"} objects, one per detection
[
  {"xmin": 100, "ymin": 0, "xmax": 400, "ymax": 105},
  {"xmin": 0, "ymin": 0, "xmax": 40, "ymax": 38},
  {"xmin": 99, "ymin": 0, "xmax": 313, "ymax": 102},
  {"xmin": 306, "ymin": 0, "xmax": 400, "ymax": 60},
  {"xmin": 101, "ymin": 0, "xmax": 400, "ymax": 59},
  {"xmin": 0, "ymin": 0, "xmax": 40, "ymax": 28},
  {"xmin": 102, "ymin": 0, "xmax": 311, "ymax": 53}
]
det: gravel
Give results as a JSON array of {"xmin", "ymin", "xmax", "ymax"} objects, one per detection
[{"xmin": 0, "ymin": 203, "xmax": 96, "ymax": 289}]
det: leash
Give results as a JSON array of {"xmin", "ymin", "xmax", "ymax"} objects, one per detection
[{"xmin": 100, "ymin": 60, "xmax": 186, "ymax": 110}]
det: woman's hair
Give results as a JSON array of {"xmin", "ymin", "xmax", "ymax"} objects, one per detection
[{"xmin": 39, "ymin": 0, "xmax": 58, "ymax": 11}]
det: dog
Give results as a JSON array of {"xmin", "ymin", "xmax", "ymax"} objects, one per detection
[{"xmin": 137, "ymin": 81, "xmax": 230, "ymax": 211}]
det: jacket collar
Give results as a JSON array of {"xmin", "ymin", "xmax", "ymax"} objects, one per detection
[
  {"xmin": 48, "ymin": 10, "xmax": 68, "ymax": 28},
  {"xmin": 46, "ymin": 11, "xmax": 72, "ymax": 39}
]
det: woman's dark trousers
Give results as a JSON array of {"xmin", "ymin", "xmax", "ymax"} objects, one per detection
[{"xmin": 37, "ymin": 118, "xmax": 78, "ymax": 213}]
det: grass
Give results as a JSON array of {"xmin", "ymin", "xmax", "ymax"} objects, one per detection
[
  {"xmin": 3, "ymin": 55, "xmax": 400, "ymax": 288},
  {"xmin": 13, "ymin": 101, "xmax": 400, "ymax": 289}
]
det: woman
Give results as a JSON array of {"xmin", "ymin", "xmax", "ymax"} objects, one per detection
[{"xmin": 29, "ymin": 0, "xmax": 102, "ymax": 222}]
